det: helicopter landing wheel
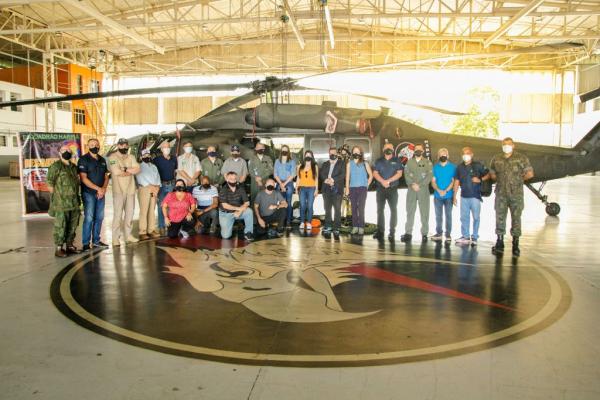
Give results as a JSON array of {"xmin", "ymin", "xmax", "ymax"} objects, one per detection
[{"xmin": 545, "ymin": 202, "xmax": 560, "ymax": 216}]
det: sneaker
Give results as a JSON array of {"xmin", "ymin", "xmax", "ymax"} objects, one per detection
[
  {"xmin": 471, "ymin": 238, "xmax": 478, "ymax": 246},
  {"xmin": 112, "ymin": 239, "xmax": 121, "ymax": 247},
  {"xmin": 358, "ymin": 228, "xmax": 364, "ymax": 235},
  {"xmin": 244, "ymin": 232, "xmax": 254, "ymax": 242},
  {"xmin": 299, "ymin": 222, "xmax": 305, "ymax": 230},
  {"xmin": 306, "ymin": 223, "xmax": 312, "ymax": 230},
  {"xmin": 268, "ymin": 229, "xmax": 281, "ymax": 238},
  {"xmin": 431, "ymin": 234, "xmax": 443, "ymax": 241},
  {"xmin": 333, "ymin": 231, "xmax": 340, "ymax": 241},
  {"xmin": 126, "ymin": 236, "xmax": 139, "ymax": 243},
  {"xmin": 421, "ymin": 235, "xmax": 428, "ymax": 242},
  {"xmin": 179, "ymin": 230, "xmax": 190, "ymax": 239},
  {"xmin": 94, "ymin": 241, "xmax": 110, "ymax": 248},
  {"xmin": 55, "ymin": 247, "xmax": 67, "ymax": 258},
  {"xmin": 445, "ymin": 236, "xmax": 452, "ymax": 243},
  {"xmin": 149, "ymin": 232, "xmax": 161, "ymax": 239},
  {"xmin": 139, "ymin": 234, "xmax": 149, "ymax": 240},
  {"xmin": 82, "ymin": 244, "xmax": 92, "ymax": 251},
  {"xmin": 455, "ymin": 237, "xmax": 471, "ymax": 245},
  {"xmin": 373, "ymin": 231, "xmax": 384, "ymax": 240}
]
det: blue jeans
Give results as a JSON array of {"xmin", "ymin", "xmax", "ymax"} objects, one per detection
[
  {"xmin": 157, "ymin": 183, "xmax": 174, "ymax": 229},
  {"xmin": 278, "ymin": 182, "xmax": 294, "ymax": 224},
  {"xmin": 219, "ymin": 209, "xmax": 253, "ymax": 239},
  {"xmin": 434, "ymin": 197, "xmax": 453, "ymax": 237},
  {"xmin": 299, "ymin": 187, "xmax": 315, "ymax": 223},
  {"xmin": 81, "ymin": 191, "xmax": 105, "ymax": 246},
  {"xmin": 460, "ymin": 197, "xmax": 482, "ymax": 240}
]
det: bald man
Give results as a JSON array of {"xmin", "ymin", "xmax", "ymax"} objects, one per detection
[
  {"xmin": 47, "ymin": 144, "xmax": 81, "ymax": 257},
  {"xmin": 372, "ymin": 143, "xmax": 404, "ymax": 241}
]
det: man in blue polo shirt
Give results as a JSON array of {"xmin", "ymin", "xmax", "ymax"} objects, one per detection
[
  {"xmin": 153, "ymin": 140, "xmax": 178, "ymax": 236},
  {"xmin": 77, "ymin": 138, "xmax": 110, "ymax": 250},
  {"xmin": 431, "ymin": 148, "xmax": 456, "ymax": 242},
  {"xmin": 372, "ymin": 143, "xmax": 404, "ymax": 241},
  {"xmin": 453, "ymin": 146, "xmax": 489, "ymax": 246}
]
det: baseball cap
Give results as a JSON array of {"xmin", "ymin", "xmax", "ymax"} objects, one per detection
[
  {"xmin": 141, "ymin": 149, "xmax": 151, "ymax": 156},
  {"xmin": 231, "ymin": 144, "xmax": 240, "ymax": 152},
  {"xmin": 117, "ymin": 138, "xmax": 129, "ymax": 145}
]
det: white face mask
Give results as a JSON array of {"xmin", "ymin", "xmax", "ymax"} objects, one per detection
[
  {"xmin": 502, "ymin": 145, "xmax": 513, "ymax": 154},
  {"xmin": 184, "ymin": 146, "xmax": 193, "ymax": 154},
  {"xmin": 161, "ymin": 148, "xmax": 170, "ymax": 156},
  {"xmin": 462, "ymin": 154, "xmax": 472, "ymax": 163}
]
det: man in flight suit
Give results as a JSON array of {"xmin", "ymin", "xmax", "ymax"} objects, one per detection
[{"xmin": 401, "ymin": 143, "xmax": 433, "ymax": 243}]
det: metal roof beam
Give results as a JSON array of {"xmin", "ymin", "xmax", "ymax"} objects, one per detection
[{"xmin": 483, "ymin": 0, "xmax": 545, "ymax": 48}]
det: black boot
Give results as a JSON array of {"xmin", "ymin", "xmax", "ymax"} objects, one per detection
[
  {"xmin": 373, "ymin": 230, "xmax": 384, "ymax": 240},
  {"xmin": 512, "ymin": 237, "xmax": 520, "ymax": 257},
  {"xmin": 492, "ymin": 235, "xmax": 504, "ymax": 255},
  {"xmin": 400, "ymin": 233, "xmax": 412, "ymax": 243}
]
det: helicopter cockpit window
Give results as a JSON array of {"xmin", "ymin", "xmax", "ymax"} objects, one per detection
[
  {"xmin": 310, "ymin": 138, "xmax": 333, "ymax": 162},
  {"xmin": 344, "ymin": 137, "xmax": 372, "ymax": 161}
]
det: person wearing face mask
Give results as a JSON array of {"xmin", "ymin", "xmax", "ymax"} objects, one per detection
[
  {"xmin": 319, "ymin": 147, "xmax": 346, "ymax": 239},
  {"xmin": 161, "ymin": 179, "xmax": 197, "ymax": 239},
  {"xmin": 218, "ymin": 171, "xmax": 254, "ymax": 241},
  {"xmin": 274, "ymin": 144, "xmax": 296, "ymax": 229},
  {"xmin": 108, "ymin": 138, "xmax": 140, "ymax": 246},
  {"xmin": 135, "ymin": 149, "xmax": 161, "ymax": 240},
  {"xmin": 154, "ymin": 140, "xmax": 178, "ymax": 236},
  {"xmin": 200, "ymin": 145, "xmax": 224, "ymax": 186},
  {"xmin": 254, "ymin": 178, "xmax": 288, "ymax": 238},
  {"xmin": 248, "ymin": 142, "xmax": 274, "ymax": 202},
  {"xmin": 401, "ymin": 143, "xmax": 433, "ymax": 243},
  {"xmin": 176, "ymin": 140, "xmax": 201, "ymax": 192},
  {"xmin": 48, "ymin": 144, "xmax": 81, "ymax": 257},
  {"xmin": 345, "ymin": 146, "xmax": 373, "ymax": 235},
  {"xmin": 489, "ymin": 137, "xmax": 534, "ymax": 256},
  {"xmin": 296, "ymin": 150, "xmax": 319, "ymax": 230},
  {"xmin": 192, "ymin": 175, "xmax": 219, "ymax": 234},
  {"xmin": 77, "ymin": 138, "xmax": 109, "ymax": 250},
  {"xmin": 221, "ymin": 144, "xmax": 248, "ymax": 184},
  {"xmin": 372, "ymin": 143, "xmax": 404, "ymax": 241},
  {"xmin": 453, "ymin": 147, "xmax": 489, "ymax": 246},
  {"xmin": 431, "ymin": 148, "xmax": 456, "ymax": 243}
]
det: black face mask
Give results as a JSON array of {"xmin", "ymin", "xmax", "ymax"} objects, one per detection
[
  {"xmin": 266, "ymin": 185, "xmax": 275, "ymax": 191},
  {"xmin": 227, "ymin": 181, "xmax": 237, "ymax": 188},
  {"xmin": 118, "ymin": 148, "xmax": 129, "ymax": 155},
  {"xmin": 352, "ymin": 153, "xmax": 361, "ymax": 159},
  {"xmin": 304, "ymin": 156, "xmax": 312, "ymax": 162},
  {"xmin": 174, "ymin": 186, "xmax": 186, "ymax": 192},
  {"xmin": 142, "ymin": 157, "xmax": 151, "ymax": 163},
  {"xmin": 256, "ymin": 149, "xmax": 265, "ymax": 155},
  {"xmin": 202, "ymin": 183, "xmax": 211, "ymax": 189},
  {"xmin": 61, "ymin": 151, "xmax": 72, "ymax": 161},
  {"xmin": 281, "ymin": 151, "xmax": 289, "ymax": 156},
  {"xmin": 329, "ymin": 154, "xmax": 337, "ymax": 160},
  {"xmin": 207, "ymin": 151, "xmax": 218, "ymax": 158},
  {"xmin": 384, "ymin": 149, "xmax": 393, "ymax": 156},
  {"xmin": 439, "ymin": 155, "xmax": 448, "ymax": 163},
  {"xmin": 414, "ymin": 150, "xmax": 423, "ymax": 157},
  {"xmin": 89, "ymin": 147, "xmax": 99, "ymax": 155}
]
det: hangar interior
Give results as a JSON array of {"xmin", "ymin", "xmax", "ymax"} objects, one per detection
[{"xmin": 0, "ymin": 1, "xmax": 599, "ymax": 399}]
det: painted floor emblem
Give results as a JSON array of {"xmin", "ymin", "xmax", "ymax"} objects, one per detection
[{"xmin": 51, "ymin": 236, "xmax": 571, "ymax": 367}]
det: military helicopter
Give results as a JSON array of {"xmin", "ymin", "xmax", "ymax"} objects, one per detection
[{"xmin": 2, "ymin": 67, "xmax": 599, "ymax": 217}]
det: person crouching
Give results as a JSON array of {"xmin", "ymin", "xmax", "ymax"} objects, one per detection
[
  {"xmin": 161, "ymin": 179, "xmax": 196, "ymax": 239},
  {"xmin": 254, "ymin": 178, "xmax": 288, "ymax": 238}
]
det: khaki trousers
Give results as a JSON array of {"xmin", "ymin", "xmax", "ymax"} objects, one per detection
[
  {"xmin": 112, "ymin": 192, "xmax": 135, "ymax": 240},
  {"xmin": 138, "ymin": 186, "xmax": 157, "ymax": 235}
]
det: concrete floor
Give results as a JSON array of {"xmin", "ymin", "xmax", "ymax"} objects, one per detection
[{"xmin": 1, "ymin": 175, "xmax": 599, "ymax": 399}]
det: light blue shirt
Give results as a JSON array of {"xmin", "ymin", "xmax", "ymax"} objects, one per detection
[
  {"xmin": 136, "ymin": 162, "xmax": 161, "ymax": 187},
  {"xmin": 274, "ymin": 158, "xmax": 296, "ymax": 181},
  {"xmin": 192, "ymin": 185, "xmax": 219, "ymax": 207},
  {"xmin": 349, "ymin": 160, "xmax": 368, "ymax": 188}
]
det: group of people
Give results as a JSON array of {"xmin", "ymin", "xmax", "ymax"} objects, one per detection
[{"xmin": 46, "ymin": 135, "xmax": 533, "ymax": 258}]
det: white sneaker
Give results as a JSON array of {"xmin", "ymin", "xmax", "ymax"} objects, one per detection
[
  {"xmin": 126, "ymin": 236, "xmax": 139, "ymax": 243},
  {"xmin": 306, "ymin": 223, "xmax": 312, "ymax": 230},
  {"xmin": 180, "ymin": 230, "xmax": 190, "ymax": 239},
  {"xmin": 455, "ymin": 237, "xmax": 471, "ymax": 245},
  {"xmin": 299, "ymin": 222, "xmax": 305, "ymax": 230}
]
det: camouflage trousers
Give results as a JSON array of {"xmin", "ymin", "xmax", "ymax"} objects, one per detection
[
  {"xmin": 495, "ymin": 194, "xmax": 524, "ymax": 237},
  {"xmin": 53, "ymin": 209, "xmax": 80, "ymax": 246}
]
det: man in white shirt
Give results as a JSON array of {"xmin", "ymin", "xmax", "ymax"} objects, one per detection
[
  {"xmin": 136, "ymin": 149, "xmax": 161, "ymax": 240},
  {"xmin": 177, "ymin": 140, "xmax": 201, "ymax": 191},
  {"xmin": 192, "ymin": 175, "xmax": 219, "ymax": 234}
]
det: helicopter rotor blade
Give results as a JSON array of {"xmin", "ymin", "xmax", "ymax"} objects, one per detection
[
  {"xmin": 0, "ymin": 83, "xmax": 253, "ymax": 108},
  {"xmin": 201, "ymin": 90, "xmax": 261, "ymax": 117},
  {"xmin": 295, "ymin": 86, "xmax": 466, "ymax": 115}
]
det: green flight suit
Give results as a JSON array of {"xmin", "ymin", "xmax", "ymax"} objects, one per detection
[
  {"xmin": 404, "ymin": 157, "xmax": 433, "ymax": 235},
  {"xmin": 489, "ymin": 151, "xmax": 533, "ymax": 237},
  {"xmin": 248, "ymin": 154, "xmax": 274, "ymax": 201},
  {"xmin": 47, "ymin": 160, "xmax": 81, "ymax": 246},
  {"xmin": 200, "ymin": 157, "xmax": 224, "ymax": 186}
]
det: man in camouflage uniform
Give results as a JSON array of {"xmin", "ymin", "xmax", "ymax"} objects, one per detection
[
  {"xmin": 200, "ymin": 145, "xmax": 224, "ymax": 186},
  {"xmin": 489, "ymin": 137, "xmax": 534, "ymax": 257},
  {"xmin": 47, "ymin": 144, "xmax": 81, "ymax": 258},
  {"xmin": 248, "ymin": 142, "xmax": 274, "ymax": 202},
  {"xmin": 401, "ymin": 143, "xmax": 433, "ymax": 243}
]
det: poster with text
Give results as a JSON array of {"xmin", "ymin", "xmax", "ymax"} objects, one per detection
[{"xmin": 18, "ymin": 132, "xmax": 81, "ymax": 216}]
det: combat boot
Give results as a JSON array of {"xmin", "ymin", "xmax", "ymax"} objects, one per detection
[
  {"xmin": 512, "ymin": 237, "xmax": 520, "ymax": 257},
  {"xmin": 492, "ymin": 235, "xmax": 504, "ymax": 255},
  {"xmin": 55, "ymin": 246, "xmax": 67, "ymax": 258}
]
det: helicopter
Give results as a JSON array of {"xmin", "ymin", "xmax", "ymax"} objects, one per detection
[{"xmin": 2, "ymin": 71, "xmax": 599, "ymax": 217}]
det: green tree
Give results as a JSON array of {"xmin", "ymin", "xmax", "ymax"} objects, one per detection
[{"xmin": 448, "ymin": 87, "xmax": 500, "ymax": 138}]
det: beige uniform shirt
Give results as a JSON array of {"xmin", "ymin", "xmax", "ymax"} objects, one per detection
[{"xmin": 108, "ymin": 153, "xmax": 139, "ymax": 195}]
